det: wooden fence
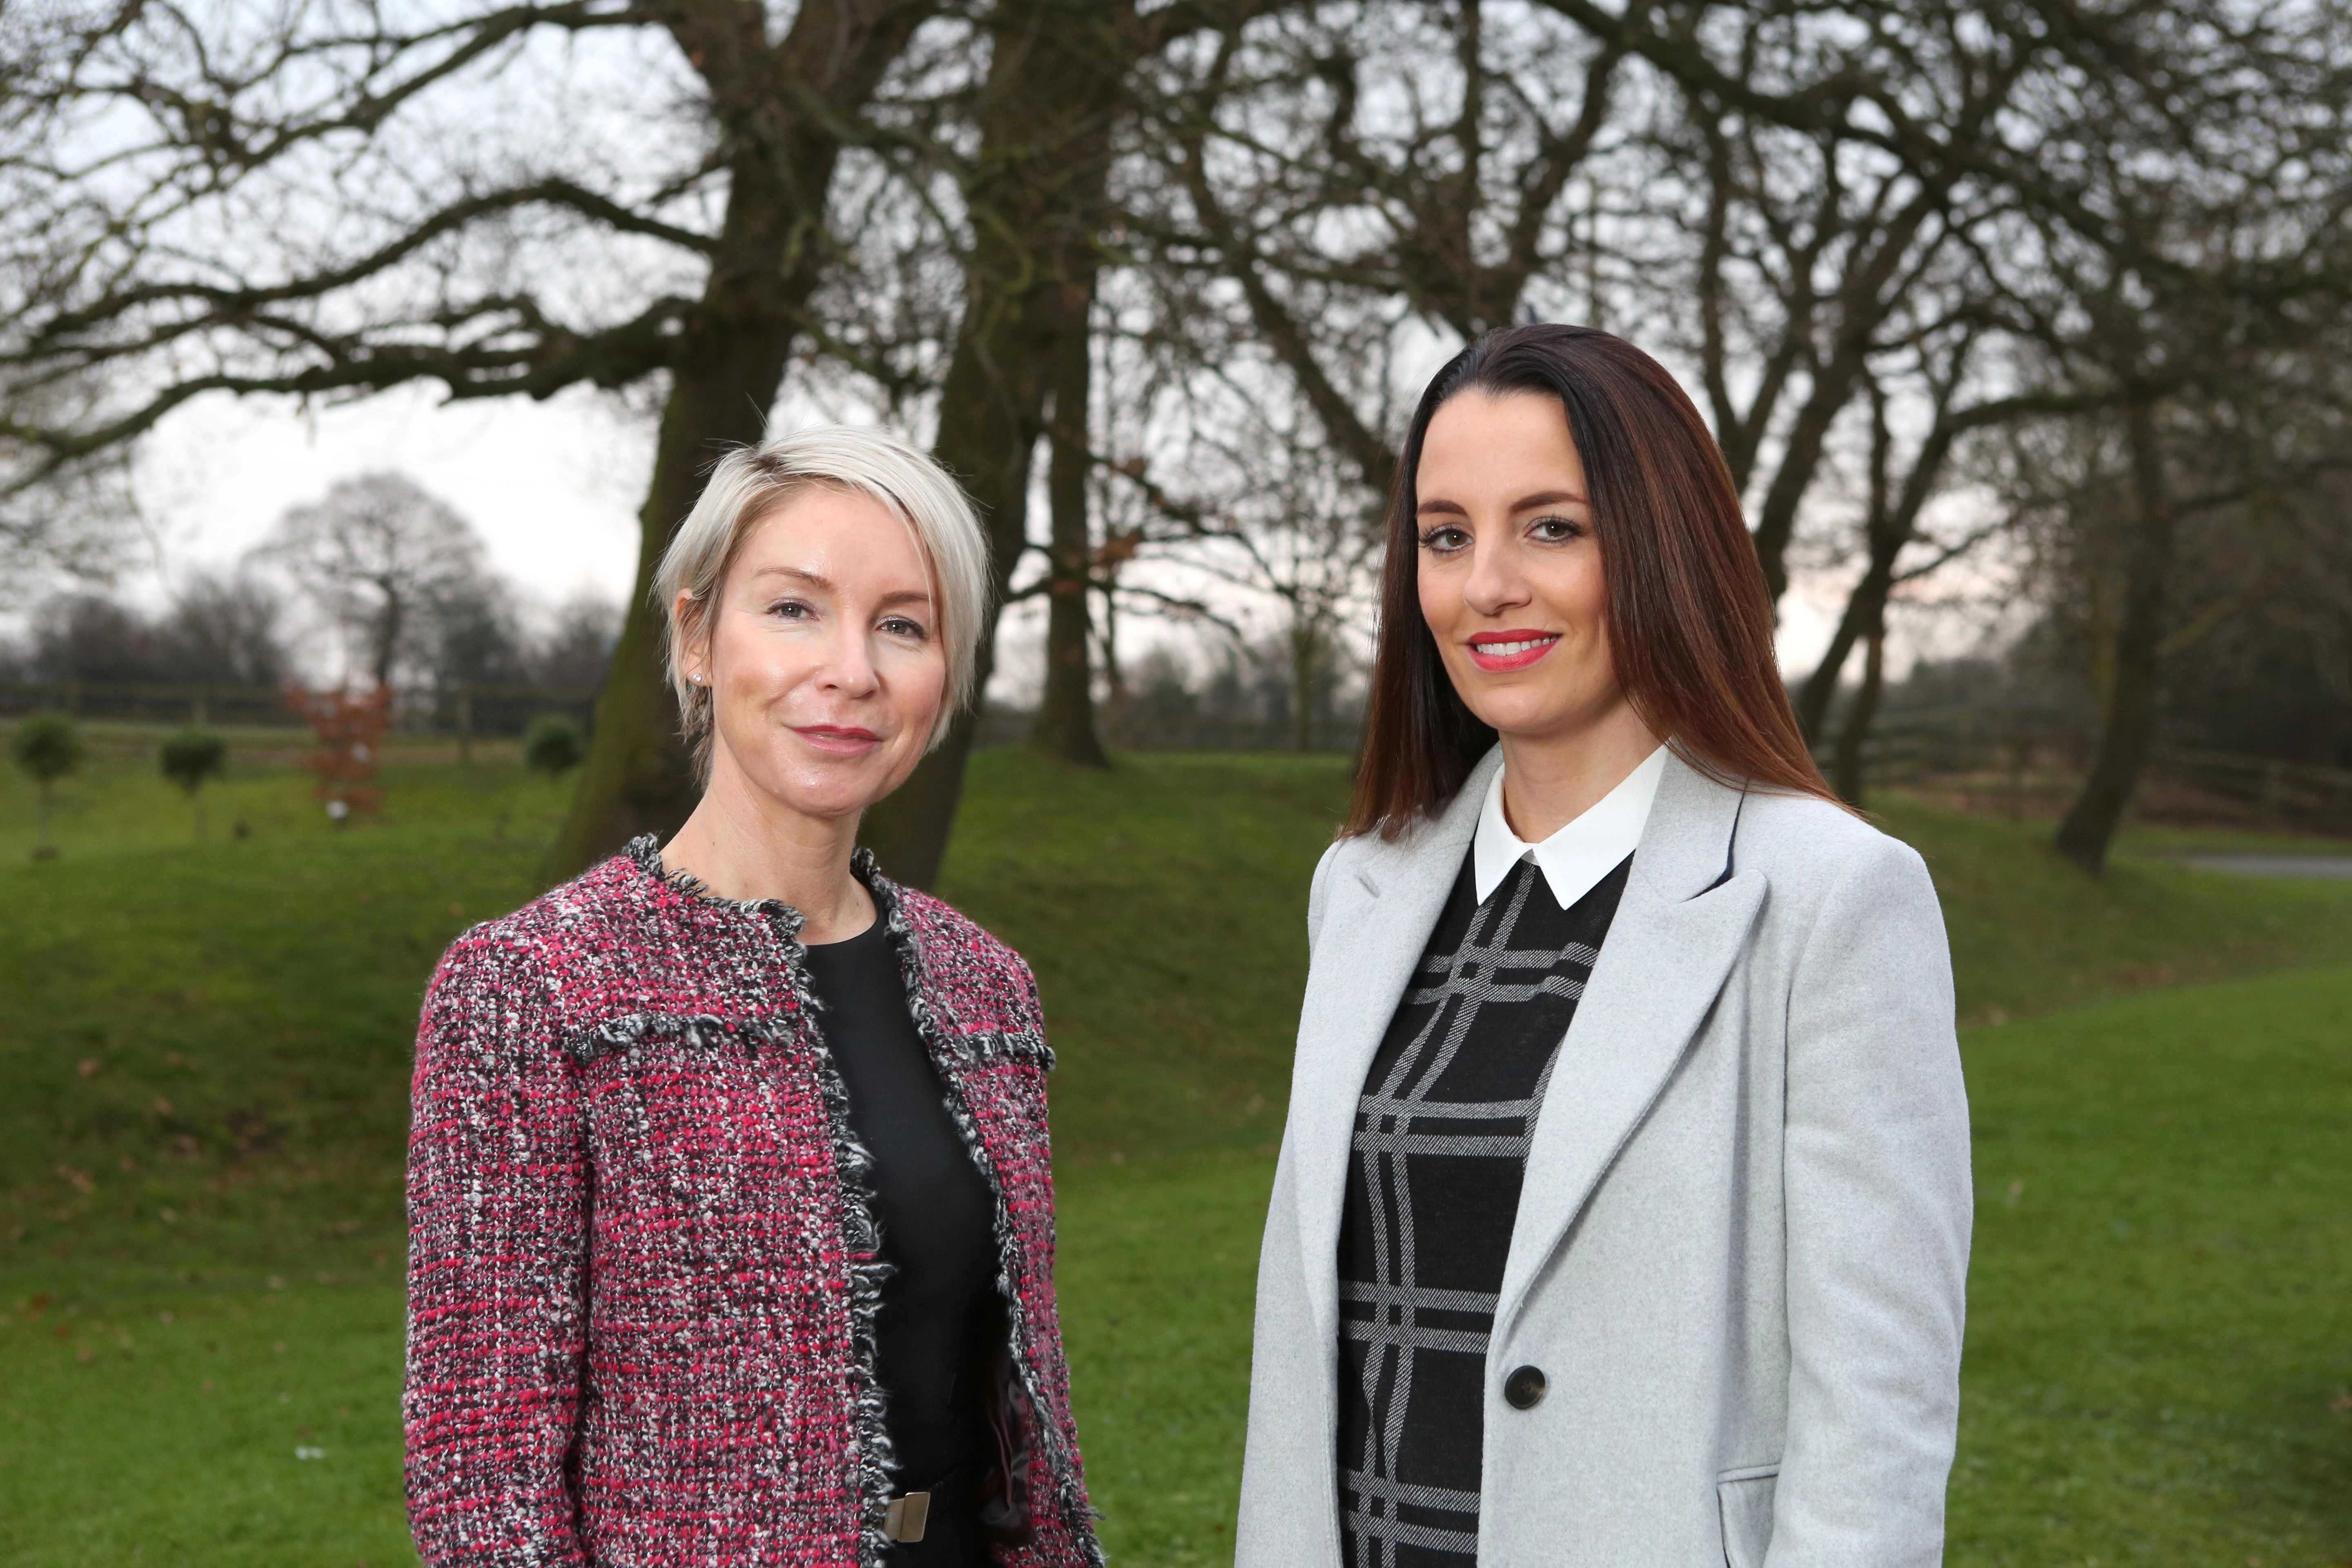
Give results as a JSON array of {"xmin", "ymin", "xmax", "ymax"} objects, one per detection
[
  {"xmin": 0, "ymin": 679, "xmax": 601, "ymax": 740},
  {"xmin": 1846, "ymin": 713, "xmax": 2352, "ymax": 834},
  {"xmin": 8, "ymin": 679, "xmax": 2344, "ymax": 830}
]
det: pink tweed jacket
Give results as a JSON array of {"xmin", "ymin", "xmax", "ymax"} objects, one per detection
[{"xmin": 404, "ymin": 838, "xmax": 1102, "ymax": 1568}]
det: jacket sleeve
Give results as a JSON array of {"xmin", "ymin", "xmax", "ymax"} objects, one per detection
[
  {"xmin": 1773, "ymin": 836, "xmax": 1973, "ymax": 1568},
  {"xmin": 404, "ymin": 936, "xmax": 592, "ymax": 1568}
]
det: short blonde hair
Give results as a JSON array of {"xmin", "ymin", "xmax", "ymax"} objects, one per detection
[{"xmin": 654, "ymin": 426, "xmax": 990, "ymax": 776}]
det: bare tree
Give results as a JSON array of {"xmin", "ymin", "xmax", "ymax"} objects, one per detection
[
  {"xmin": 530, "ymin": 591, "xmax": 624, "ymax": 690},
  {"xmin": 258, "ymin": 472, "xmax": 487, "ymax": 688},
  {"xmin": 1138, "ymin": 0, "xmax": 1635, "ymax": 503},
  {"xmin": 0, "ymin": 0, "xmax": 948, "ymax": 870},
  {"xmin": 860, "ymin": 0, "xmax": 1269, "ymax": 885},
  {"xmin": 163, "ymin": 569, "xmax": 290, "ymax": 688}
]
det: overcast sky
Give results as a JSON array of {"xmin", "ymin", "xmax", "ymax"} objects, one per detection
[{"xmin": 131, "ymin": 384, "xmax": 651, "ymax": 617}]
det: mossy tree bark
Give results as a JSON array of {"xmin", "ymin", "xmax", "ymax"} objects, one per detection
[
  {"xmin": 861, "ymin": 0, "xmax": 1154, "ymax": 886},
  {"xmin": 2056, "ymin": 396, "xmax": 2178, "ymax": 875},
  {"xmin": 1030, "ymin": 276, "xmax": 1111, "ymax": 769},
  {"xmin": 549, "ymin": 0, "xmax": 940, "ymax": 879}
]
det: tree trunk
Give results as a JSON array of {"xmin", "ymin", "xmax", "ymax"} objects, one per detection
[
  {"xmin": 2055, "ymin": 399, "xmax": 2177, "ymax": 874},
  {"xmin": 549, "ymin": 336, "xmax": 794, "ymax": 875},
  {"xmin": 372, "ymin": 588, "xmax": 403, "ymax": 690},
  {"xmin": 856, "ymin": 282, "xmax": 1055, "ymax": 885},
  {"xmin": 1029, "ymin": 276, "xmax": 1110, "ymax": 768},
  {"xmin": 547, "ymin": 0, "xmax": 938, "ymax": 879},
  {"xmin": 860, "ymin": 0, "xmax": 1140, "ymax": 887},
  {"xmin": 1290, "ymin": 616, "xmax": 1318, "ymax": 751},
  {"xmin": 1796, "ymin": 390, "xmax": 1897, "ymax": 745},
  {"xmin": 1797, "ymin": 555, "xmax": 1890, "ymax": 747},
  {"xmin": 1830, "ymin": 623, "xmax": 1884, "ymax": 806},
  {"xmin": 1744, "ymin": 193, "xmax": 1944, "ymax": 605}
]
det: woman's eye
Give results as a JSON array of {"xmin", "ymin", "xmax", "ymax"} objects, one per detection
[
  {"xmin": 880, "ymin": 616, "xmax": 929, "ymax": 641},
  {"xmin": 1530, "ymin": 515, "xmax": 1586, "ymax": 543},
  {"xmin": 1418, "ymin": 526, "xmax": 1470, "ymax": 553},
  {"xmin": 767, "ymin": 599, "xmax": 813, "ymax": 620}
]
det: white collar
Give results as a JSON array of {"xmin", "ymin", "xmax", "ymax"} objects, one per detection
[{"xmin": 1473, "ymin": 746, "xmax": 1668, "ymax": 908}]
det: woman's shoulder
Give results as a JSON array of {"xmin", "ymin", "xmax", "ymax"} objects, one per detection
[
  {"xmin": 879, "ymin": 876, "xmax": 1053, "ymax": 1054},
  {"xmin": 1730, "ymin": 787, "xmax": 1936, "ymax": 919},
  {"xmin": 886, "ymin": 878, "xmax": 1031, "ymax": 984},
  {"xmin": 427, "ymin": 844, "xmax": 668, "ymax": 1011}
]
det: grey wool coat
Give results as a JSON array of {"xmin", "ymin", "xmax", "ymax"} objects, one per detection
[{"xmin": 1236, "ymin": 748, "xmax": 1972, "ymax": 1568}]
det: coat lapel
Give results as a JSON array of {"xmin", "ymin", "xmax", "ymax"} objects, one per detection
[
  {"xmin": 1492, "ymin": 753, "xmax": 1768, "ymax": 1342},
  {"xmin": 1291, "ymin": 748, "xmax": 1503, "ymax": 1345}
]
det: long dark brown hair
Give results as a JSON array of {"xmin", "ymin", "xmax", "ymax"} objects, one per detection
[{"xmin": 1345, "ymin": 323, "xmax": 1834, "ymax": 839}]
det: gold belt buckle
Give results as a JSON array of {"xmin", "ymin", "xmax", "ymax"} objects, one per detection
[{"xmin": 884, "ymin": 1490, "xmax": 931, "ymax": 1543}]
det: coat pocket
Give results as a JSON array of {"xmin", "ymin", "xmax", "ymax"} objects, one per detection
[{"xmin": 1715, "ymin": 1465, "xmax": 1778, "ymax": 1568}]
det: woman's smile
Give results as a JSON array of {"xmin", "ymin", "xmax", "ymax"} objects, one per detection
[
  {"xmin": 791, "ymin": 722, "xmax": 883, "ymax": 757},
  {"xmin": 1465, "ymin": 629, "xmax": 1562, "ymax": 671}
]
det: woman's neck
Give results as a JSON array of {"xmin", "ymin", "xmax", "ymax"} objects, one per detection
[
  {"xmin": 660, "ymin": 763, "xmax": 875, "ymax": 943},
  {"xmin": 1496, "ymin": 698, "xmax": 1663, "ymax": 844}
]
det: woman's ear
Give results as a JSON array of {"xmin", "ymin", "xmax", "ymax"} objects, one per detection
[{"xmin": 673, "ymin": 590, "xmax": 710, "ymax": 686}]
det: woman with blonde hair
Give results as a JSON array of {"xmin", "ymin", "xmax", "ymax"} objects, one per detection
[
  {"xmin": 1238, "ymin": 325, "xmax": 1971, "ymax": 1567},
  {"xmin": 405, "ymin": 427, "xmax": 1101, "ymax": 1568}
]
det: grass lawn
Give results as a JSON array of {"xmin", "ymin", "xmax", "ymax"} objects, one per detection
[
  {"xmin": 2, "ymin": 741, "xmax": 2348, "ymax": 1564},
  {"xmin": 1953, "ymin": 967, "xmax": 2352, "ymax": 1566}
]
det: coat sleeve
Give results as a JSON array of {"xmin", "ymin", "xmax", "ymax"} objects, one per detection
[
  {"xmin": 404, "ymin": 936, "xmax": 592, "ymax": 1568},
  {"xmin": 1772, "ymin": 836, "xmax": 1973, "ymax": 1568}
]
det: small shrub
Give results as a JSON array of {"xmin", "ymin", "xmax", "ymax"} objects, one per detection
[
  {"xmin": 524, "ymin": 714, "xmax": 587, "ymax": 780},
  {"xmin": 286, "ymin": 685, "xmax": 393, "ymax": 822},
  {"xmin": 11, "ymin": 710, "xmax": 83, "ymax": 860},
  {"xmin": 160, "ymin": 727, "xmax": 229, "ymax": 839}
]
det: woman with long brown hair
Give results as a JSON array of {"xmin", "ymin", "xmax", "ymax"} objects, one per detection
[{"xmin": 1236, "ymin": 325, "xmax": 1971, "ymax": 1568}]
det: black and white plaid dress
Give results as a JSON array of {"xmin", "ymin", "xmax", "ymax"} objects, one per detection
[{"xmin": 1335, "ymin": 847, "xmax": 1631, "ymax": 1567}]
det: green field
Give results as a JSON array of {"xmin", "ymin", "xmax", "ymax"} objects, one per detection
[{"xmin": 2, "ymin": 741, "xmax": 2348, "ymax": 1564}]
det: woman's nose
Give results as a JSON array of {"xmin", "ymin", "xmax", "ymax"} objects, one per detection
[
  {"xmin": 816, "ymin": 628, "xmax": 882, "ymax": 695},
  {"xmin": 1464, "ymin": 533, "xmax": 1532, "ymax": 618}
]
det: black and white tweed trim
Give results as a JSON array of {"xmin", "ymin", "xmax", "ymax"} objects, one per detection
[
  {"xmin": 619, "ymin": 835, "xmax": 901, "ymax": 1566},
  {"xmin": 864, "ymin": 851, "xmax": 1106, "ymax": 1564}
]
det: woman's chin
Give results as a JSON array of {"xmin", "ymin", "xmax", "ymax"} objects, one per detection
[
  {"xmin": 1466, "ymin": 700, "xmax": 1582, "ymax": 742},
  {"xmin": 760, "ymin": 755, "xmax": 910, "ymax": 820}
]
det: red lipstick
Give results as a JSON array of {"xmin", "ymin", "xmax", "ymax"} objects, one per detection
[{"xmin": 1465, "ymin": 629, "xmax": 1561, "ymax": 673}]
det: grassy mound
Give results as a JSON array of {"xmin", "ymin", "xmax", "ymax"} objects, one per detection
[{"xmin": 2, "ymin": 743, "xmax": 2348, "ymax": 1564}]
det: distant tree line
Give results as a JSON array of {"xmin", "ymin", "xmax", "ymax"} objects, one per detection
[
  {"xmin": 7, "ymin": 0, "xmax": 2351, "ymax": 877},
  {"xmin": 4, "ymin": 574, "xmax": 287, "ymax": 691},
  {"xmin": 0, "ymin": 472, "xmax": 621, "ymax": 722}
]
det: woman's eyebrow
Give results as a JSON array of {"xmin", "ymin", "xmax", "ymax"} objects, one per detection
[
  {"xmin": 1513, "ymin": 489, "xmax": 1588, "ymax": 510},
  {"xmin": 1416, "ymin": 497, "xmax": 1470, "ymax": 517},
  {"xmin": 750, "ymin": 565, "xmax": 830, "ymax": 588}
]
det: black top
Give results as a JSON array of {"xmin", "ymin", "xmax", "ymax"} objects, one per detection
[
  {"xmin": 1335, "ymin": 849, "xmax": 1630, "ymax": 1568},
  {"xmin": 804, "ymin": 907, "xmax": 1000, "ymax": 1566}
]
